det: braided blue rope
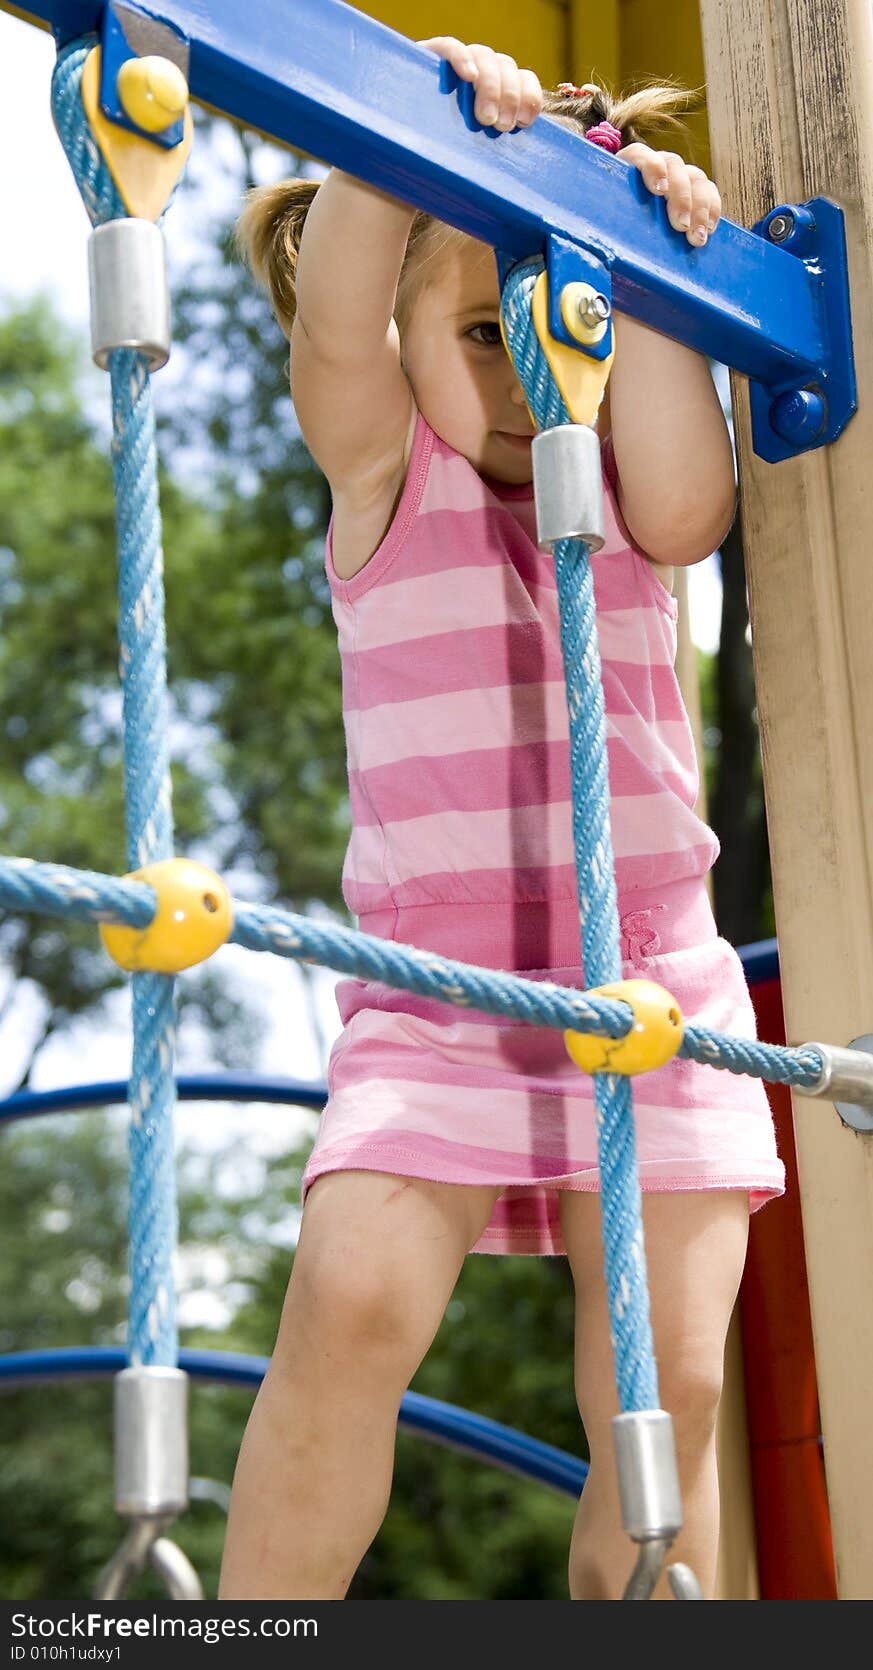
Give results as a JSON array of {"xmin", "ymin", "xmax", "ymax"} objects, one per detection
[
  {"xmin": 0, "ymin": 855, "xmax": 831, "ymax": 1092},
  {"xmin": 52, "ymin": 42, "xmax": 178, "ymax": 1369},
  {"xmin": 501, "ymin": 258, "xmax": 656, "ymax": 1411}
]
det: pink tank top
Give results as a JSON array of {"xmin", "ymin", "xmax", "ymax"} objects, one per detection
[{"xmin": 325, "ymin": 413, "xmax": 719, "ymax": 971}]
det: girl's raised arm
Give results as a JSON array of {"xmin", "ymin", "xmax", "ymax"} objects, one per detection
[
  {"xmin": 291, "ymin": 169, "xmax": 417, "ymax": 519},
  {"xmin": 291, "ymin": 39, "xmax": 543, "ymax": 579}
]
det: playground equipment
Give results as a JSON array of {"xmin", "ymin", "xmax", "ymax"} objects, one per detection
[
  {"xmin": 0, "ymin": 946, "xmax": 839, "ymax": 1600},
  {"xmin": 3, "ymin": 0, "xmax": 873, "ymax": 1599}
]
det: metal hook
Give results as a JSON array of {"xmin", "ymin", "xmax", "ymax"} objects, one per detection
[
  {"xmin": 622, "ymin": 1541, "xmax": 704, "ymax": 1599},
  {"xmin": 622, "ymin": 1537, "xmax": 671, "ymax": 1599},
  {"xmin": 94, "ymin": 1514, "xmax": 202, "ymax": 1600},
  {"xmin": 149, "ymin": 1536, "xmax": 204, "ymax": 1599},
  {"xmin": 667, "ymin": 1561, "xmax": 704, "ymax": 1599}
]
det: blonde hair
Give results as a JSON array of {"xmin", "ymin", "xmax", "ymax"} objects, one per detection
[{"xmin": 236, "ymin": 78, "xmax": 700, "ymax": 341}]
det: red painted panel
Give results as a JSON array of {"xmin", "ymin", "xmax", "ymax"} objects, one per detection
[{"xmin": 741, "ymin": 978, "xmax": 837, "ymax": 1598}]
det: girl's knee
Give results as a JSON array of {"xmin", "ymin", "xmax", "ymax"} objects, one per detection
[
  {"xmin": 658, "ymin": 1353, "xmax": 724, "ymax": 1452},
  {"xmin": 281, "ymin": 1247, "xmax": 425, "ymax": 1364}
]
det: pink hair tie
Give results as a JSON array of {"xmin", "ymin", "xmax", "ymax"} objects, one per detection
[{"xmin": 585, "ymin": 120, "xmax": 623, "ymax": 154}]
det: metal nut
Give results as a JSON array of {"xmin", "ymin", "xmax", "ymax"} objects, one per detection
[{"xmin": 576, "ymin": 291, "xmax": 612, "ymax": 326}]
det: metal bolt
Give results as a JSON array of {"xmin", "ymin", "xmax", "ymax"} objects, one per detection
[
  {"xmin": 769, "ymin": 387, "xmax": 827, "ymax": 445},
  {"xmin": 576, "ymin": 291, "xmax": 611, "ymax": 327},
  {"xmin": 767, "ymin": 212, "xmax": 795, "ymax": 244}
]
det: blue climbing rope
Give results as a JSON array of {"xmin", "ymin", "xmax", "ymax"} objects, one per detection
[
  {"xmin": 499, "ymin": 257, "xmax": 656, "ymax": 1411},
  {"xmin": 0, "ymin": 855, "xmax": 829, "ymax": 1093},
  {"xmin": 52, "ymin": 40, "xmax": 178, "ymax": 1368}
]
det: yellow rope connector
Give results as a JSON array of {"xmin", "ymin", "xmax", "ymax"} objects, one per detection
[
  {"xmin": 564, "ymin": 979, "xmax": 684, "ymax": 1076},
  {"xmin": 117, "ymin": 55, "xmax": 189, "ymax": 134},
  {"xmin": 80, "ymin": 47, "xmax": 193, "ymax": 221},
  {"xmin": 530, "ymin": 271, "xmax": 615, "ymax": 428},
  {"xmin": 100, "ymin": 858, "xmax": 232, "ymax": 974}
]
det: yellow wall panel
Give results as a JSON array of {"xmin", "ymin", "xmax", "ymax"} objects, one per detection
[
  {"xmin": 357, "ymin": 2, "xmax": 569, "ymax": 86},
  {"xmin": 620, "ymin": 0, "xmax": 711, "ymax": 169},
  {"xmin": 569, "ymin": 0, "xmax": 621, "ymax": 87},
  {"xmin": 357, "ymin": 4, "xmax": 709, "ymax": 165}
]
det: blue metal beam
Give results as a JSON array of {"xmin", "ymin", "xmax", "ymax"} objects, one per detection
[{"xmin": 7, "ymin": 0, "xmax": 856, "ymax": 457}]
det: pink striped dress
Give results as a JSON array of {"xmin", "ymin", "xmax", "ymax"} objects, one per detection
[{"xmin": 301, "ymin": 413, "xmax": 784, "ymax": 1254}]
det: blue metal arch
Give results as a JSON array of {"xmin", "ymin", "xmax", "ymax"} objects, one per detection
[{"xmin": 0, "ymin": 1347, "xmax": 588, "ymax": 1500}]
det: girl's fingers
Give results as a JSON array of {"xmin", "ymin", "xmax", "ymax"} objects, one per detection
[
  {"xmin": 418, "ymin": 36, "xmax": 478, "ymax": 78},
  {"xmin": 468, "ymin": 44, "xmax": 516, "ymax": 127},
  {"xmin": 493, "ymin": 53, "xmax": 523, "ymax": 130},
  {"xmin": 418, "ymin": 37, "xmax": 542, "ymax": 130},
  {"xmin": 660, "ymin": 152, "xmax": 694, "ymax": 234},
  {"xmin": 517, "ymin": 67, "xmax": 544, "ymax": 127},
  {"xmin": 618, "ymin": 143, "xmax": 722, "ymax": 246},
  {"xmin": 687, "ymin": 166, "xmax": 720, "ymax": 244}
]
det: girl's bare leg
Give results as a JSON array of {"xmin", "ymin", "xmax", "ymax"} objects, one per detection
[
  {"xmin": 559, "ymin": 1189, "xmax": 750, "ymax": 1600},
  {"xmin": 218, "ymin": 1170, "xmax": 501, "ymax": 1599}
]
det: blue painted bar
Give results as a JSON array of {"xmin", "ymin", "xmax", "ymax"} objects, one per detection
[
  {"xmin": 8, "ymin": 0, "xmax": 855, "ymax": 443},
  {"xmin": 0, "ymin": 1346, "xmax": 588, "ymax": 1497},
  {"xmin": 735, "ymin": 937, "xmax": 780, "ymax": 986},
  {"xmin": 0, "ymin": 1073, "xmax": 327, "ymax": 1124}
]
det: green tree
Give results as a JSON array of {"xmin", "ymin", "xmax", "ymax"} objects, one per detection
[
  {"xmin": 0, "ymin": 298, "xmax": 259, "ymax": 1086},
  {"xmin": 0, "ymin": 1107, "xmax": 581, "ymax": 1601}
]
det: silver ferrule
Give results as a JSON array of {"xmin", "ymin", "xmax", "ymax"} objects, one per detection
[
  {"xmin": 532, "ymin": 423, "xmax": 605, "ymax": 553},
  {"xmin": 802, "ymin": 1036, "xmax": 873, "ymax": 1132},
  {"xmin": 114, "ymin": 1366, "xmax": 189, "ymax": 1517},
  {"xmin": 613, "ymin": 1409, "xmax": 683, "ymax": 1542},
  {"xmin": 88, "ymin": 219, "xmax": 171, "ymax": 372}
]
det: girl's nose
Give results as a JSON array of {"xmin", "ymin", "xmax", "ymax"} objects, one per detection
[{"xmin": 509, "ymin": 378, "xmax": 527, "ymax": 406}]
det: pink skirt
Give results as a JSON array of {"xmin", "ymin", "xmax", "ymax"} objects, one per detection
[{"xmin": 301, "ymin": 879, "xmax": 785, "ymax": 1255}]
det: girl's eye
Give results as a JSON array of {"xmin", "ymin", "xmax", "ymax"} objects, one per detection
[{"xmin": 467, "ymin": 322, "xmax": 502, "ymax": 347}]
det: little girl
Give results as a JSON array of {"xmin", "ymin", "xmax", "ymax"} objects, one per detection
[{"xmin": 220, "ymin": 37, "xmax": 783, "ymax": 1601}]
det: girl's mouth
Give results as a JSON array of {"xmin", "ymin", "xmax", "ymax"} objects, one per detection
[{"xmin": 497, "ymin": 431, "xmax": 534, "ymax": 449}]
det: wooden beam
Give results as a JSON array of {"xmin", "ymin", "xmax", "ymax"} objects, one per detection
[{"xmin": 699, "ymin": 0, "xmax": 873, "ymax": 1599}]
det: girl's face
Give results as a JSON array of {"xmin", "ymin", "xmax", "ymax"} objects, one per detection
[{"xmin": 400, "ymin": 234, "xmax": 535, "ymax": 483}]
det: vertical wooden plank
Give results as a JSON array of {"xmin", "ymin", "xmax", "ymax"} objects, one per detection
[
  {"xmin": 568, "ymin": 0, "xmax": 620, "ymax": 87},
  {"xmin": 698, "ymin": 0, "xmax": 873, "ymax": 1599}
]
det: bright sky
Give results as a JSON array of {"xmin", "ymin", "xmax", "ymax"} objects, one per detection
[{"xmin": 0, "ymin": 8, "xmax": 725, "ymax": 1123}]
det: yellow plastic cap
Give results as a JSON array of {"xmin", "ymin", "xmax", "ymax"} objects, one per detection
[
  {"xmin": 564, "ymin": 979, "xmax": 683, "ymax": 1076},
  {"xmin": 117, "ymin": 55, "xmax": 189, "ymax": 134},
  {"xmin": 528, "ymin": 271, "xmax": 614, "ymax": 429},
  {"xmin": 100, "ymin": 858, "xmax": 232, "ymax": 974}
]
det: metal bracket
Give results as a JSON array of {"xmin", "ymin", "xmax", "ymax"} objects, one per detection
[
  {"xmin": 544, "ymin": 236, "xmax": 614, "ymax": 361},
  {"xmin": 750, "ymin": 198, "xmax": 856, "ymax": 462},
  {"xmin": 496, "ymin": 238, "xmax": 614, "ymax": 365},
  {"xmin": 99, "ymin": 0, "xmax": 189, "ymax": 150},
  {"xmin": 833, "ymin": 1035, "xmax": 873, "ymax": 1133}
]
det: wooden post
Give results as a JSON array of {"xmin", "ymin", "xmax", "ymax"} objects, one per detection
[{"xmin": 698, "ymin": 0, "xmax": 873, "ymax": 1598}]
